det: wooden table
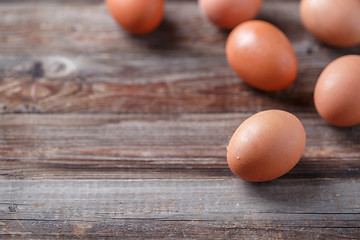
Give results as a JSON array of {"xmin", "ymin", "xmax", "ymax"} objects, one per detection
[{"xmin": 1, "ymin": 0, "xmax": 359, "ymax": 239}]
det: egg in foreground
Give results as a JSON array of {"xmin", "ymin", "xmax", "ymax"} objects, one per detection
[{"xmin": 227, "ymin": 110, "xmax": 306, "ymax": 182}]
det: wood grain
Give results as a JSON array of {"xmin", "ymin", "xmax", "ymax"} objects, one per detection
[
  {"xmin": 0, "ymin": 113, "xmax": 359, "ymax": 180},
  {"xmin": 1, "ymin": 0, "xmax": 360, "ymax": 239},
  {"xmin": 1, "ymin": 179, "xmax": 360, "ymax": 239},
  {"xmin": 0, "ymin": 0, "xmax": 359, "ymax": 114}
]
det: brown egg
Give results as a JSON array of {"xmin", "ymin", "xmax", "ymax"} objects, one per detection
[
  {"xmin": 199, "ymin": 0, "xmax": 263, "ymax": 29},
  {"xmin": 226, "ymin": 20, "xmax": 298, "ymax": 91},
  {"xmin": 300, "ymin": 0, "xmax": 360, "ymax": 47},
  {"xmin": 227, "ymin": 110, "xmax": 306, "ymax": 182},
  {"xmin": 106, "ymin": 0, "xmax": 164, "ymax": 35},
  {"xmin": 314, "ymin": 55, "xmax": 360, "ymax": 127}
]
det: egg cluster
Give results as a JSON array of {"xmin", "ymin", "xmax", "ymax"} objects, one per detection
[{"xmin": 106, "ymin": 0, "xmax": 360, "ymax": 182}]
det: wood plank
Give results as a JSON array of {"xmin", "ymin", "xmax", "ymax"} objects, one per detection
[
  {"xmin": 0, "ymin": 179, "xmax": 359, "ymax": 239},
  {"xmin": 1, "ymin": 1, "xmax": 359, "ymax": 238},
  {"xmin": 0, "ymin": 113, "xmax": 359, "ymax": 180},
  {"xmin": 0, "ymin": 0, "xmax": 359, "ymax": 114},
  {"xmin": 0, "ymin": 0, "xmax": 306, "ymax": 56}
]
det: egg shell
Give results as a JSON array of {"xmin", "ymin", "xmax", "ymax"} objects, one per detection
[
  {"xmin": 226, "ymin": 20, "xmax": 298, "ymax": 91},
  {"xmin": 106, "ymin": 0, "xmax": 164, "ymax": 35},
  {"xmin": 300, "ymin": 0, "xmax": 360, "ymax": 47},
  {"xmin": 227, "ymin": 110, "xmax": 306, "ymax": 182},
  {"xmin": 314, "ymin": 55, "xmax": 360, "ymax": 127},
  {"xmin": 199, "ymin": 0, "xmax": 263, "ymax": 29}
]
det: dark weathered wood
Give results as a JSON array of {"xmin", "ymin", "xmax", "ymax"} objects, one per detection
[
  {"xmin": 1, "ymin": 0, "xmax": 360, "ymax": 239},
  {"xmin": 1, "ymin": 179, "xmax": 360, "ymax": 239},
  {"xmin": 0, "ymin": 113, "xmax": 359, "ymax": 180},
  {"xmin": 0, "ymin": 0, "xmax": 359, "ymax": 114}
]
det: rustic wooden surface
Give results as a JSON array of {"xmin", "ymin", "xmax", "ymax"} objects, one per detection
[{"xmin": 0, "ymin": 0, "xmax": 359, "ymax": 239}]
